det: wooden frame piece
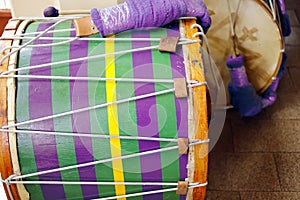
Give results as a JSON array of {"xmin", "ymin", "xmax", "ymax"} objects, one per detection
[
  {"xmin": 180, "ymin": 19, "xmax": 208, "ymax": 200},
  {"xmin": 0, "ymin": 19, "xmax": 22, "ymax": 200}
]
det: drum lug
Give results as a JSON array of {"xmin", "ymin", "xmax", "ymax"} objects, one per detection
[
  {"xmin": 158, "ymin": 36, "xmax": 179, "ymax": 53},
  {"xmin": 178, "ymin": 138, "xmax": 189, "ymax": 154},
  {"xmin": 174, "ymin": 78, "xmax": 188, "ymax": 98},
  {"xmin": 176, "ymin": 181, "xmax": 189, "ymax": 195},
  {"xmin": 73, "ymin": 16, "xmax": 99, "ymax": 37}
]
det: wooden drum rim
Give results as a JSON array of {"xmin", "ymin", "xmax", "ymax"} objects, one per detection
[{"xmin": 0, "ymin": 19, "xmax": 23, "ymax": 200}]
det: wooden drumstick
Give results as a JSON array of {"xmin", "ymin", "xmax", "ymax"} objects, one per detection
[
  {"xmin": 44, "ymin": 7, "xmax": 90, "ymax": 17},
  {"xmin": 226, "ymin": 0, "xmax": 241, "ymax": 58}
]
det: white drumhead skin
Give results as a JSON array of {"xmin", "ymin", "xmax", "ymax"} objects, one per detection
[{"xmin": 203, "ymin": 0, "xmax": 283, "ymax": 102}]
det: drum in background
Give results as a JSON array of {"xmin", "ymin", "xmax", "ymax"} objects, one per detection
[
  {"xmin": 203, "ymin": 0, "xmax": 283, "ymax": 102},
  {"xmin": 0, "ymin": 17, "xmax": 209, "ymax": 200}
]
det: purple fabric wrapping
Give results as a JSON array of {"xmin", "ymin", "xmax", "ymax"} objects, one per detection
[
  {"xmin": 91, "ymin": 3, "xmax": 134, "ymax": 37},
  {"xmin": 183, "ymin": 0, "xmax": 211, "ymax": 31},
  {"xmin": 226, "ymin": 55, "xmax": 249, "ymax": 87},
  {"xmin": 91, "ymin": 0, "xmax": 211, "ymax": 36}
]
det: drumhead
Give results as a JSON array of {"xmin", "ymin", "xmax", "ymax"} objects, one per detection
[{"xmin": 203, "ymin": 0, "xmax": 283, "ymax": 102}]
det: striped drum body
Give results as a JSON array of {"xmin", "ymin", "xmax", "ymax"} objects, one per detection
[{"xmin": 0, "ymin": 18, "xmax": 208, "ymax": 200}]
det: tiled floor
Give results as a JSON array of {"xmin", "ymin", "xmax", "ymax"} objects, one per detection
[{"xmin": 206, "ymin": 0, "xmax": 300, "ymax": 199}]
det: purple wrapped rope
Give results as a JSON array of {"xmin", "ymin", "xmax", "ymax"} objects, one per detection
[
  {"xmin": 278, "ymin": 0, "xmax": 287, "ymax": 14},
  {"xmin": 277, "ymin": 0, "xmax": 291, "ymax": 36},
  {"xmin": 261, "ymin": 53, "xmax": 287, "ymax": 108},
  {"xmin": 91, "ymin": 0, "xmax": 211, "ymax": 37}
]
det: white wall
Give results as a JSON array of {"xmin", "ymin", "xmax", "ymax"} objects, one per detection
[{"xmin": 8, "ymin": 0, "xmax": 121, "ymax": 17}]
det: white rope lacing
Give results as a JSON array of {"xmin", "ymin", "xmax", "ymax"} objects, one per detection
[
  {"xmin": 7, "ymin": 139, "xmax": 208, "ymax": 181},
  {"xmin": 5, "ymin": 177, "xmax": 207, "ymax": 200},
  {"xmin": 1, "ymin": 81, "xmax": 206, "ymax": 129},
  {"xmin": 1, "ymin": 37, "xmax": 79, "ymax": 51},
  {"xmin": 93, "ymin": 182, "xmax": 207, "ymax": 200},
  {"xmin": 0, "ymin": 18, "xmax": 71, "ymax": 66},
  {"xmin": 1, "ymin": 175, "xmax": 16, "ymax": 200},
  {"xmin": 190, "ymin": 23, "xmax": 219, "ymax": 91},
  {"xmin": 0, "ymin": 39, "xmax": 200, "ymax": 76},
  {"xmin": 0, "ymin": 128, "xmax": 205, "ymax": 144},
  {"xmin": 0, "ymin": 74, "xmax": 176, "ymax": 83},
  {"xmin": 9, "ymin": 180, "xmax": 187, "ymax": 186},
  {"xmin": 0, "ymin": 36, "xmax": 192, "ymax": 52},
  {"xmin": 1, "ymin": 35, "xmax": 190, "ymax": 43}
]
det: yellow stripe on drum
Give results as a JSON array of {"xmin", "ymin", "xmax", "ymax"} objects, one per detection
[{"xmin": 105, "ymin": 35, "xmax": 126, "ymax": 199}]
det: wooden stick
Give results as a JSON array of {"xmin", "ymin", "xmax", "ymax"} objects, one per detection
[{"xmin": 59, "ymin": 10, "xmax": 90, "ymax": 15}]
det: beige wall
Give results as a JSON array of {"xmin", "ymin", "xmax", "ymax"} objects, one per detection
[{"xmin": 9, "ymin": 0, "xmax": 120, "ymax": 17}]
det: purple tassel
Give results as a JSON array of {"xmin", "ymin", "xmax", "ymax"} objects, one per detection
[
  {"xmin": 226, "ymin": 55, "xmax": 249, "ymax": 87},
  {"xmin": 91, "ymin": 0, "xmax": 211, "ymax": 37},
  {"xmin": 227, "ymin": 53, "xmax": 287, "ymax": 117},
  {"xmin": 227, "ymin": 55, "xmax": 263, "ymax": 116}
]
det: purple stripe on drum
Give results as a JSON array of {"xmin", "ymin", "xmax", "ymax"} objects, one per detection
[
  {"xmin": 29, "ymin": 23, "xmax": 66, "ymax": 199},
  {"xmin": 132, "ymin": 31, "xmax": 163, "ymax": 200},
  {"xmin": 167, "ymin": 28, "xmax": 188, "ymax": 200},
  {"xmin": 69, "ymin": 30, "xmax": 99, "ymax": 198}
]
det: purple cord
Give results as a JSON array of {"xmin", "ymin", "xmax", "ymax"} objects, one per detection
[{"xmin": 277, "ymin": 0, "xmax": 287, "ymax": 14}]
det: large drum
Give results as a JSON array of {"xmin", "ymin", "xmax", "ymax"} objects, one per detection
[
  {"xmin": 0, "ymin": 17, "xmax": 209, "ymax": 200},
  {"xmin": 203, "ymin": 0, "xmax": 283, "ymax": 102}
]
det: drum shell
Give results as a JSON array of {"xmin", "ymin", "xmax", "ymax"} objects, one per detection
[{"xmin": 0, "ymin": 19, "xmax": 209, "ymax": 200}]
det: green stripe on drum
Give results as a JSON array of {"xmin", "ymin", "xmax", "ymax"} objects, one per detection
[
  {"xmin": 16, "ymin": 22, "xmax": 44, "ymax": 199},
  {"xmin": 115, "ymin": 30, "xmax": 143, "ymax": 199},
  {"xmin": 150, "ymin": 28, "xmax": 180, "ymax": 200},
  {"xmin": 51, "ymin": 21, "xmax": 83, "ymax": 199},
  {"xmin": 87, "ymin": 34, "xmax": 116, "ymax": 198}
]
